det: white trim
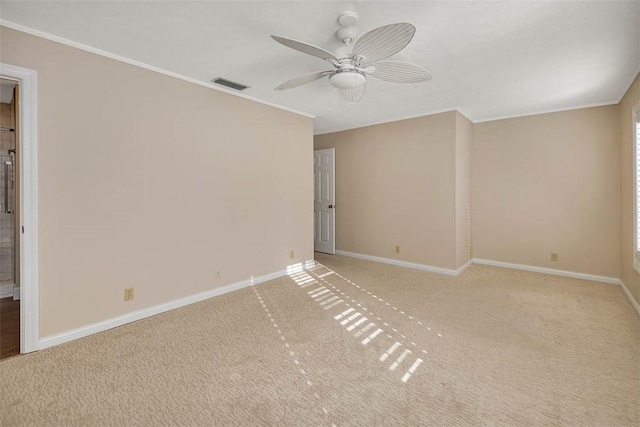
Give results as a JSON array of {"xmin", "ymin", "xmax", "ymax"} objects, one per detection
[
  {"xmin": 39, "ymin": 269, "xmax": 288, "ymax": 350},
  {"xmin": 471, "ymin": 258, "xmax": 621, "ymax": 285},
  {"xmin": 0, "ymin": 282, "xmax": 13, "ymax": 298},
  {"xmin": 619, "ymin": 279, "xmax": 640, "ymax": 318},
  {"xmin": 456, "ymin": 260, "xmax": 472, "ymax": 275},
  {"xmin": 315, "ymin": 99, "xmax": 621, "ymax": 135},
  {"xmin": 13, "ymin": 286, "xmax": 20, "ymax": 300},
  {"xmin": 315, "ymin": 108, "xmax": 461, "ymax": 136},
  {"xmin": 633, "ymin": 100, "xmax": 640, "ymax": 275},
  {"xmin": 0, "ymin": 20, "xmax": 315, "ymax": 120},
  {"xmin": 472, "ymin": 101, "xmax": 620, "ymax": 124},
  {"xmin": 335, "ymin": 250, "xmax": 464, "ymax": 276},
  {"xmin": 0, "ymin": 62, "xmax": 38, "ymax": 354}
]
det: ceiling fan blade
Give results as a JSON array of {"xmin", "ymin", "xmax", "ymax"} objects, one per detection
[
  {"xmin": 271, "ymin": 35, "xmax": 338, "ymax": 62},
  {"xmin": 275, "ymin": 70, "xmax": 333, "ymax": 91},
  {"xmin": 368, "ymin": 61, "xmax": 432, "ymax": 84},
  {"xmin": 352, "ymin": 23, "xmax": 416, "ymax": 63},
  {"xmin": 338, "ymin": 83, "xmax": 366, "ymax": 103}
]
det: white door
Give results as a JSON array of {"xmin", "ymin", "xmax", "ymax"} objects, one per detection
[{"xmin": 314, "ymin": 148, "xmax": 335, "ymax": 254}]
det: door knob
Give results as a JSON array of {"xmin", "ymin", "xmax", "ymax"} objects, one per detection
[{"xmin": 328, "ymin": 205, "xmax": 334, "ymax": 208}]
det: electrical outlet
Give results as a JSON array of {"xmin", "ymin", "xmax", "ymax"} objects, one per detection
[
  {"xmin": 215, "ymin": 271, "xmax": 221, "ymax": 279},
  {"xmin": 395, "ymin": 246, "xmax": 400, "ymax": 254},
  {"xmin": 124, "ymin": 287, "xmax": 134, "ymax": 301},
  {"xmin": 550, "ymin": 253, "xmax": 558, "ymax": 262},
  {"xmin": 290, "ymin": 250, "xmax": 295, "ymax": 259}
]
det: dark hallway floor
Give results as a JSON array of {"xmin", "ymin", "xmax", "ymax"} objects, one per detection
[{"xmin": 0, "ymin": 297, "xmax": 19, "ymax": 360}]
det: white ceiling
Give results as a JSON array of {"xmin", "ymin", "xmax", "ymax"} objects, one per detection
[{"xmin": 1, "ymin": 1, "xmax": 638, "ymax": 134}]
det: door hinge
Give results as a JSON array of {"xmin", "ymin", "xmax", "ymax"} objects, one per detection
[{"xmin": 21, "ymin": 225, "xmax": 24, "ymax": 234}]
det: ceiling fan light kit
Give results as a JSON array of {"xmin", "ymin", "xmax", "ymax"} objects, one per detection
[
  {"xmin": 329, "ymin": 72, "xmax": 366, "ymax": 89},
  {"xmin": 271, "ymin": 11, "xmax": 432, "ymax": 103},
  {"xmin": 328, "ymin": 62, "xmax": 366, "ymax": 89}
]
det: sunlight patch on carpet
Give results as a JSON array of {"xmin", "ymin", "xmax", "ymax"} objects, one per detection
[{"xmin": 286, "ymin": 264, "xmax": 432, "ymax": 384}]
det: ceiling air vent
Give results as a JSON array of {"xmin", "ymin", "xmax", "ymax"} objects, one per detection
[{"xmin": 212, "ymin": 77, "xmax": 249, "ymax": 91}]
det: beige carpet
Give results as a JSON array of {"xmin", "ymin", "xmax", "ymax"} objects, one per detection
[{"xmin": 1, "ymin": 253, "xmax": 638, "ymax": 426}]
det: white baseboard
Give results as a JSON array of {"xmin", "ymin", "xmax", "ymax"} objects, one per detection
[
  {"xmin": 0, "ymin": 282, "xmax": 14, "ymax": 298},
  {"xmin": 471, "ymin": 258, "xmax": 622, "ymax": 285},
  {"xmin": 619, "ymin": 279, "xmax": 640, "ymax": 317},
  {"xmin": 335, "ymin": 250, "xmax": 466, "ymax": 276},
  {"xmin": 473, "ymin": 258, "xmax": 639, "ymax": 318},
  {"xmin": 456, "ymin": 260, "xmax": 472, "ymax": 275},
  {"xmin": 13, "ymin": 286, "xmax": 20, "ymax": 300},
  {"xmin": 330, "ymin": 252, "xmax": 620, "ymax": 286},
  {"xmin": 39, "ymin": 269, "xmax": 288, "ymax": 350}
]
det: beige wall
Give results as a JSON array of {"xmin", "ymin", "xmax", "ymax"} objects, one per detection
[
  {"xmin": 315, "ymin": 111, "xmax": 471, "ymax": 270},
  {"xmin": 619, "ymin": 73, "xmax": 640, "ymax": 305},
  {"xmin": 472, "ymin": 106, "xmax": 620, "ymax": 278},
  {"xmin": 455, "ymin": 112, "xmax": 472, "ymax": 268},
  {"xmin": 314, "ymin": 88, "xmax": 626, "ymax": 289},
  {"xmin": 0, "ymin": 27, "xmax": 314, "ymax": 337}
]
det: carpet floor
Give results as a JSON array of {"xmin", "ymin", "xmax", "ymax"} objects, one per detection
[{"xmin": 1, "ymin": 253, "xmax": 638, "ymax": 426}]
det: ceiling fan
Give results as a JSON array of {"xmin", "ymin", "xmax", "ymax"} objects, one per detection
[{"xmin": 271, "ymin": 11, "xmax": 432, "ymax": 102}]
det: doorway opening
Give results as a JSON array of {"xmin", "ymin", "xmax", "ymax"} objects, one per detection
[{"xmin": 0, "ymin": 77, "xmax": 20, "ymax": 360}]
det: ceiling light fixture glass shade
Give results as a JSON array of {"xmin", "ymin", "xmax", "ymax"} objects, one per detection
[
  {"xmin": 328, "ymin": 71, "xmax": 366, "ymax": 89},
  {"xmin": 339, "ymin": 84, "xmax": 366, "ymax": 103}
]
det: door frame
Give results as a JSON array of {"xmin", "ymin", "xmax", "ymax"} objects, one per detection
[{"xmin": 0, "ymin": 63, "xmax": 39, "ymax": 353}]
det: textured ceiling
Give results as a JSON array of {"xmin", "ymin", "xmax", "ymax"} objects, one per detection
[{"xmin": 1, "ymin": 1, "xmax": 638, "ymax": 134}]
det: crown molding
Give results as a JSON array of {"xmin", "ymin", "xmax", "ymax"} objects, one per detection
[
  {"xmin": 0, "ymin": 20, "xmax": 315, "ymax": 120},
  {"xmin": 471, "ymin": 101, "xmax": 620, "ymax": 124}
]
